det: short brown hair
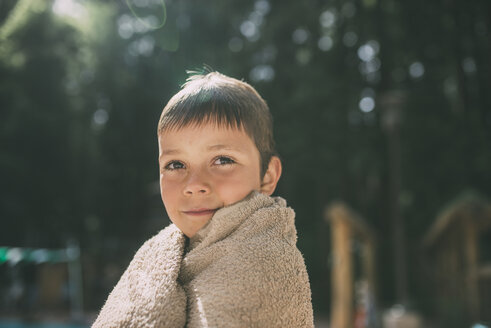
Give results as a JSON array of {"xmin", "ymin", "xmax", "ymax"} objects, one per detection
[{"xmin": 157, "ymin": 71, "xmax": 276, "ymax": 176}]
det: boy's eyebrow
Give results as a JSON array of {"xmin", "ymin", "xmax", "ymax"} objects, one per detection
[
  {"xmin": 207, "ymin": 144, "xmax": 244, "ymax": 152},
  {"xmin": 159, "ymin": 149, "xmax": 181, "ymax": 157}
]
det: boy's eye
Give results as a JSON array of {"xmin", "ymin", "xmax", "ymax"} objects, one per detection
[
  {"xmin": 165, "ymin": 161, "xmax": 185, "ymax": 170},
  {"xmin": 213, "ymin": 156, "xmax": 235, "ymax": 166}
]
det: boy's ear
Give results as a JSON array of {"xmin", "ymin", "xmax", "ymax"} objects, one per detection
[{"xmin": 260, "ymin": 156, "xmax": 282, "ymax": 196}]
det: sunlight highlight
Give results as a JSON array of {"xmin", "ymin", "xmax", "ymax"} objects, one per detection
[{"xmin": 52, "ymin": 0, "xmax": 87, "ymax": 20}]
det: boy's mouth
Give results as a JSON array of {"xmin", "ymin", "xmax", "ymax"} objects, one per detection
[{"xmin": 182, "ymin": 208, "xmax": 217, "ymax": 216}]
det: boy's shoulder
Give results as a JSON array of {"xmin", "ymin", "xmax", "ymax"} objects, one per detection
[{"xmin": 182, "ymin": 193, "xmax": 313, "ymax": 328}]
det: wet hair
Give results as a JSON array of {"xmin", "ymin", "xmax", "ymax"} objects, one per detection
[{"xmin": 157, "ymin": 71, "xmax": 276, "ymax": 177}]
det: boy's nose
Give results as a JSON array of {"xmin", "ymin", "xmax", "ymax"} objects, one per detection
[{"xmin": 183, "ymin": 171, "xmax": 211, "ymax": 195}]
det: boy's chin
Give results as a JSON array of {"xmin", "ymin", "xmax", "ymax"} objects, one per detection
[{"xmin": 178, "ymin": 218, "xmax": 213, "ymax": 238}]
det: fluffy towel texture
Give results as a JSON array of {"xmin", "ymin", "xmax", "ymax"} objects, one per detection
[{"xmin": 92, "ymin": 191, "xmax": 314, "ymax": 328}]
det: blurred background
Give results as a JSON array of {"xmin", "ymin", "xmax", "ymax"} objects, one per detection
[{"xmin": 0, "ymin": 0, "xmax": 490, "ymax": 327}]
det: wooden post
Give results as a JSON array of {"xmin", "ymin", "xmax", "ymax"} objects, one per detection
[
  {"xmin": 330, "ymin": 216, "xmax": 353, "ymax": 328},
  {"xmin": 326, "ymin": 203, "xmax": 377, "ymax": 328},
  {"xmin": 463, "ymin": 218, "xmax": 479, "ymax": 320}
]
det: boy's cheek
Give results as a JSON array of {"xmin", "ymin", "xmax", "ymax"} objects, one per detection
[
  {"xmin": 217, "ymin": 185, "xmax": 256, "ymax": 207},
  {"xmin": 161, "ymin": 189, "xmax": 176, "ymax": 208},
  {"xmin": 160, "ymin": 185, "xmax": 178, "ymax": 217},
  {"xmin": 160, "ymin": 177, "xmax": 178, "ymax": 196}
]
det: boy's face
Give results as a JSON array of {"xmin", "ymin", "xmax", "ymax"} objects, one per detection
[{"xmin": 158, "ymin": 123, "xmax": 273, "ymax": 237}]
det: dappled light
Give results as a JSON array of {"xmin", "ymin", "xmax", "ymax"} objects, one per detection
[
  {"xmin": 317, "ymin": 35, "xmax": 333, "ymax": 52},
  {"xmin": 319, "ymin": 10, "xmax": 336, "ymax": 29},
  {"xmin": 52, "ymin": 0, "xmax": 87, "ymax": 20},
  {"xmin": 359, "ymin": 97, "xmax": 375, "ymax": 113},
  {"xmin": 409, "ymin": 61, "xmax": 425, "ymax": 79},
  {"xmin": 250, "ymin": 64, "xmax": 274, "ymax": 82},
  {"xmin": 292, "ymin": 27, "xmax": 309, "ymax": 45}
]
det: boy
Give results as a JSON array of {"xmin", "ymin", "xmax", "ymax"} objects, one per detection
[{"xmin": 92, "ymin": 71, "xmax": 314, "ymax": 327}]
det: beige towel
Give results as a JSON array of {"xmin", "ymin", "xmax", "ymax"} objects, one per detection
[{"xmin": 92, "ymin": 191, "xmax": 314, "ymax": 327}]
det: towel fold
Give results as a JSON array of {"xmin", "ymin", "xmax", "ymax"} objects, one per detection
[{"xmin": 92, "ymin": 191, "xmax": 313, "ymax": 327}]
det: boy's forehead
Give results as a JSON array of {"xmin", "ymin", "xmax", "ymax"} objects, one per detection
[{"xmin": 158, "ymin": 122, "xmax": 255, "ymax": 149}]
